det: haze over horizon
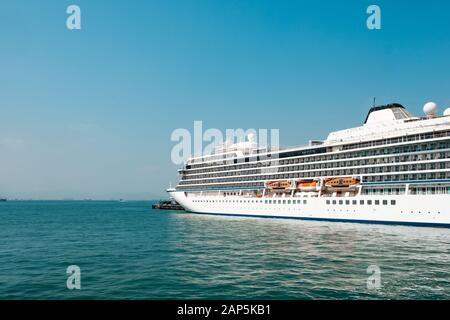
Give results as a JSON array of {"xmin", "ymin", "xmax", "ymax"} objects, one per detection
[{"xmin": 1, "ymin": 0, "xmax": 449, "ymax": 200}]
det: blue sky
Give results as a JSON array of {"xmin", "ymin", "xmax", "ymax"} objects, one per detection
[{"xmin": 0, "ymin": 0, "xmax": 449, "ymax": 199}]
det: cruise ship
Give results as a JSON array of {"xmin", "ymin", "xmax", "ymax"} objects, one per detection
[{"xmin": 168, "ymin": 102, "xmax": 450, "ymax": 227}]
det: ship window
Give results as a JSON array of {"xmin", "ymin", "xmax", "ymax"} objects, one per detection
[
  {"xmin": 368, "ymin": 200, "xmax": 372, "ymax": 205},
  {"xmin": 278, "ymin": 200, "xmax": 281, "ymax": 204},
  {"xmin": 339, "ymin": 200, "xmax": 343, "ymax": 205},
  {"xmin": 383, "ymin": 200, "xmax": 388, "ymax": 205},
  {"xmin": 283, "ymin": 200, "xmax": 286, "ymax": 204},
  {"xmin": 288, "ymin": 200, "xmax": 291, "ymax": 204},
  {"xmin": 360, "ymin": 200, "xmax": 364, "ymax": 205},
  {"xmin": 391, "ymin": 200, "xmax": 396, "ymax": 205},
  {"xmin": 332, "ymin": 200, "xmax": 337, "ymax": 205},
  {"xmin": 375, "ymin": 200, "xmax": 380, "ymax": 205},
  {"xmin": 326, "ymin": 200, "xmax": 330, "ymax": 205},
  {"xmin": 352, "ymin": 200, "xmax": 357, "ymax": 205},
  {"xmin": 345, "ymin": 200, "xmax": 350, "ymax": 205},
  {"xmin": 303, "ymin": 200, "xmax": 307, "ymax": 204}
]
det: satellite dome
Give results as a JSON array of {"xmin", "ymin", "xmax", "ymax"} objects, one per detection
[
  {"xmin": 423, "ymin": 102, "xmax": 438, "ymax": 117},
  {"xmin": 247, "ymin": 133, "xmax": 256, "ymax": 142},
  {"xmin": 444, "ymin": 108, "xmax": 450, "ymax": 117}
]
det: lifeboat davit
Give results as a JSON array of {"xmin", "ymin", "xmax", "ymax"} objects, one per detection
[
  {"xmin": 296, "ymin": 179, "xmax": 320, "ymax": 191},
  {"xmin": 265, "ymin": 180, "xmax": 292, "ymax": 190},
  {"xmin": 325, "ymin": 177, "xmax": 360, "ymax": 189}
]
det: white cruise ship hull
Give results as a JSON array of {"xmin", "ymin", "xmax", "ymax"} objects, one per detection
[
  {"xmin": 169, "ymin": 191, "xmax": 450, "ymax": 227},
  {"xmin": 169, "ymin": 103, "xmax": 450, "ymax": 228}
]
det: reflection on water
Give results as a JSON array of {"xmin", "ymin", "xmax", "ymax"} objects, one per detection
[
  {"xmin": 0, "ymin": 201, "xmax": 449, "ymax": 299},
  {"xmin": 168, "ymin": 212, "xmax": 450, "ymax": 299}
]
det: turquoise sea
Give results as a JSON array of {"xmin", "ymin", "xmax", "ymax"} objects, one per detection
[{"xmin": 1, "ymin": 201, "xmax": 450, "ymax": 299}]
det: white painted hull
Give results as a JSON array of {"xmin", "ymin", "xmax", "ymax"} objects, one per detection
[{"xmin": 169, "ymin": 191, "xmax": 450, "ymax": 227}]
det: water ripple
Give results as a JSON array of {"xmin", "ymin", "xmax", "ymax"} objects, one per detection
[{"xmin": 1, "ymin": 201, "xmax": 450, "ymax": 299}]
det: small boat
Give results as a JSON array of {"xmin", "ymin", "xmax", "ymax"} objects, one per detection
[
  {"xmin": 265, "ymin": 180, "xmax": 292, "ymax": 190},
  {"xmin": 0, "ymin": 198, "xmax": 6, "ymax": 202},
  {"xmin": 296, "ymin": 179, "xmax": 320, "ymax": 191},
  {"xmin": 152, "ymin": 199, "xmax": 184, "ymax": 210},
  {"xmin": 325, "ymin": 177, "xmax": 360, "ymax": 189}
]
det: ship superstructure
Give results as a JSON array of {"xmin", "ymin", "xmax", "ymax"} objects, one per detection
[{"xmin": 168, "ymin": 102, "xmax": 450, "ymax": 227}]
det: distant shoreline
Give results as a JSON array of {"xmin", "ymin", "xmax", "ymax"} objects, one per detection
[{"xmin": 0, "ymin": 199, "xmax": 159, "ymax": 202}]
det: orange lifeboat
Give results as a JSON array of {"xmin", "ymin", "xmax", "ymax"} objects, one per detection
[
  {"xmin": 265, "ymin": 180, "xmax": 292, "ymax": 190},
  {"xmin": 325, "ymin": 177, "xmax": 360, "ymax": 189},
  {"xmin": 296, "ymin": 179, "xmax": 320, "ymax": 191}
]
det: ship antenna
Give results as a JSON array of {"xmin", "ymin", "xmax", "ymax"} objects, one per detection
[{"xmin": 373, "ymin": 97, "xmax": 376, "ymax": 107}]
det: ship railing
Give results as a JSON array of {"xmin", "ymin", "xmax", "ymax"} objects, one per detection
[{"xmin": 185, "ymin": 142, "xmax": 324, "ymax": 164}]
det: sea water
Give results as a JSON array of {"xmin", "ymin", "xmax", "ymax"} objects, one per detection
[{"xmin": 1, "ymin": 201, "xmax": 449, "ymax": 299}]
